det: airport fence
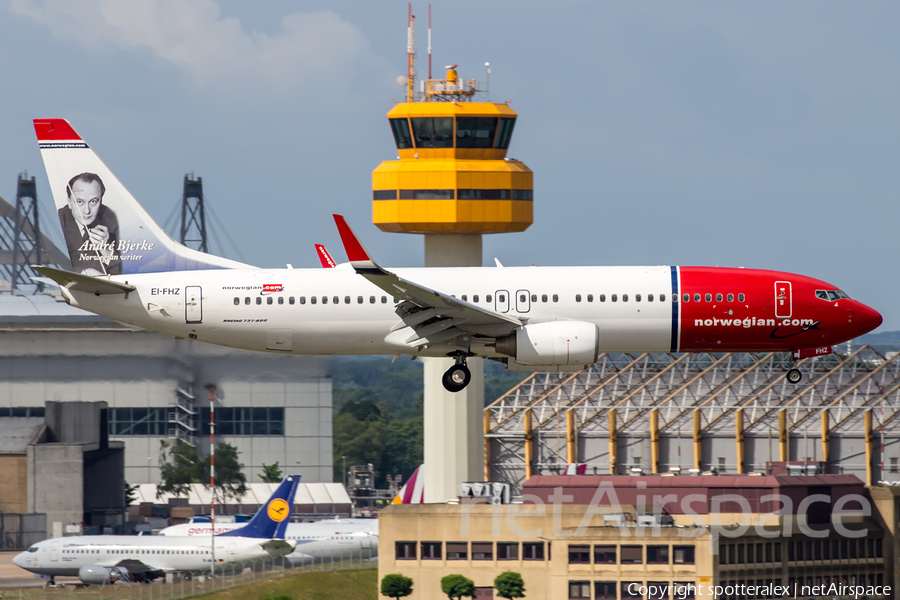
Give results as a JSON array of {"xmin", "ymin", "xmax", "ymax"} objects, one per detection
[
  {"xmin": 9, "ymin": 544, "xmax": 377, "ymax": 600},
  {"xmin": 0, "ymin": 514, "xmax": 46, "ymax": 551}
]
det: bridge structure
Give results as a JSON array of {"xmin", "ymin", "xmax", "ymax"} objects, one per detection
[{"xmin": 485, "ymin": 345, "xmax": 900, "ymax": 493}]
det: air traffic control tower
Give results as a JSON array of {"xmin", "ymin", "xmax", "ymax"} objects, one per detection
[{"xmin": 373, "ymin": 51, "xmax": 533, "ymax": 502}]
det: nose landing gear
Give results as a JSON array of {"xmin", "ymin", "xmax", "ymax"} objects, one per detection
[
  {"xmin": 786, "ymin": 368, "xmax": 802, "ymax": 384},
  {"xmin": 442, "ymin": 356, "xmax": 472, "ymax": 393}
]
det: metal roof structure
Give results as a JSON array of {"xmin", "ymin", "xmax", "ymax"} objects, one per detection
[
  {"xmin": 485, "ymin": 346, "xmax": 900, "ymax": 493},
  {"xmin": 133, "ymin": 482, "xmax": 351, "ymax": 508}
]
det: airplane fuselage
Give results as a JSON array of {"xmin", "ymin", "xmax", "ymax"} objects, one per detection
[
  {"xmin": 14, "ymin": 535, "xmax": 285, "ymax": 578},
  {"xmin": 60, "ymin": 264, "xmax": 879, "ymax": 360},
  {"xmin": 159, "ymin": 519, "xmax": 378, "ymax": 565}
]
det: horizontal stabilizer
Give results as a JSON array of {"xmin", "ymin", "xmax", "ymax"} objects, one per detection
[
  {"xmin": 32, "ymin": 265, "xmax": 135, "ymax": 295},
  {"xmin": 259, "ymin": 539, "xmax": 296, "ymax": 554}
]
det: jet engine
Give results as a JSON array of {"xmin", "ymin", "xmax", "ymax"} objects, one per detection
[
  {"xmin": 78, "ymin": 565, "xmax": 119, "ymax": 585},
  {"xmin": 495, "ymin": 321, "xmax": 599, "ymax": 367}
]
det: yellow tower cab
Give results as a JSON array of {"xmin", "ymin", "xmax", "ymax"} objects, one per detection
[{"xmin": 373, "ymin": 65, "xmax": 533, "ymax": 234}]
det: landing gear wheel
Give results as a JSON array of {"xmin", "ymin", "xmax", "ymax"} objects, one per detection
[
  {"xmin": 786, "ymin": 369, "xmax": 802, "ymax": 384},
  {"xmin": 442, "ymin": 363, "xmax": 472, "ymax": 392}
]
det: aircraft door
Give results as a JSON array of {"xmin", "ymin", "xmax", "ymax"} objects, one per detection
[
  {"xmin": 515, "ymin": 289, "xmax": 531, "ymax": 313},
  {"xmin": 50, "ymin": 541, "xmax": 59, "ymax": 561},
  {"xmin": 185, "ymin": 286, "xmax": 202, "ymax": 323},
  {"xmin": 775, "ymin": 281, "xmax": 792, "ymax": 319},
  {"xmin": 495, "ymin": 290, "xmax": 510, "ymax": 313}
]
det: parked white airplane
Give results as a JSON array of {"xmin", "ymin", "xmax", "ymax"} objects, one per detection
[
  {"xmin": 31, "ymin": 119, "xmax": 882, "ymax": 391},
  {"xmin": 159, "ymin": 518, "xmax": 378, "ymax": 566},
  {"xmin": 13, "ymin": 476, "xmax": 300, "ymax": 585}
]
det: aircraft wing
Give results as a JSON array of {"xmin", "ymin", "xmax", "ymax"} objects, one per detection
[
  {"xmin": 333, "ymin": 215, "xmax": 523, "ymax": 348},
  {"xmin": 32, "ymin": 265, "xmax": 136, "ymax": 295}
]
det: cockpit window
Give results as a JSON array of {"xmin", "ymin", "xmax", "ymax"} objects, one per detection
[
  {"xmin": 817, "ymin": 289, "xmax": 850, "ymax": 301},
  {"xmin": 27, "ymin": 546, "xmax": 38, "ymax": 553}
]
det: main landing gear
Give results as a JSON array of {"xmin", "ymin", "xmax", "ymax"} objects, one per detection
[
  {"xmin": 442, "ymin": 355, "xmax": 472, "ymax": 393},
  {"xmin": 786, "ymin": 368, "xmax": 802, "ymax": 384}
]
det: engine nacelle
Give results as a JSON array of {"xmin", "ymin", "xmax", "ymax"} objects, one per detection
[
  {"xmin": 495, "ymin": 321, "xmax": 599, "ymax": 367},
  {"xmin": 79, "ymin": 565, "xmax": 116, "ymax": 585}
]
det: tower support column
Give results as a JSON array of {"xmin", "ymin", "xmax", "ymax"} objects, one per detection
[{"xmin": 423, "ymin": 234, "xmax": 484, "ymax": 503}]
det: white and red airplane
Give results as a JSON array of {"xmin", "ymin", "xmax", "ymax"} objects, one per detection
[{"xmin": 32, "ymin": 119, "xmax": 882, "ymax": 392}]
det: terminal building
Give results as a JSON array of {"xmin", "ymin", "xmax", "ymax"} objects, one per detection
[
  {"xmin": 0, "ymin": 292, "xmax": 333, "ymax": 486},
  {"xmin": 378, "ymin": 474, "xmax": 898, "ymax": 599}
]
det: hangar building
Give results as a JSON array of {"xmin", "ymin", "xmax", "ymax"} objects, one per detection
[{"xmin": 0, "ymin": 291, "xmax": 333, "ymax": 486}]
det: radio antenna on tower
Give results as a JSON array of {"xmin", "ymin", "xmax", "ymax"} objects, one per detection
[
  {"xmin": 406, "ymin": 4, "xmax": 416, "ymax": 103},
  {"xmin": 428, "ymin": 4, "xmax": 432, "ymax": 80}
]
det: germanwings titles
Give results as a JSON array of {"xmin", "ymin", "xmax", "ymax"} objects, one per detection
[{"xmin": 31, "ymin": 119, "xmax": 882, "ymax": 391}]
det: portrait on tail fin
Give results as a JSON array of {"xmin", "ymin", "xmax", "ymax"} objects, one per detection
[{"xmin": 59, "ymin": 172, "xmax": 122, "ymax": 275}]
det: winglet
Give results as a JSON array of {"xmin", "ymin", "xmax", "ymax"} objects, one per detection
[
  {"xmin": 315, "ymin": 244, "xmax": 337, "ymax": 268},
  {"xmin": 333, "ymin": 215, "xmax": 378, "ymax": 271}
]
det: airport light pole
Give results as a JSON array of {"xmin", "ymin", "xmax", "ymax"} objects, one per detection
[{"xmin": 206, "ymin": 384, "xmax": 216, "ymax": 580}]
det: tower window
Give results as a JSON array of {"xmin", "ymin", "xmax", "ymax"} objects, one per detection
[
  {"xmin": 456, "ymin": 117, "xmax": 498, "ymax": 148},
  {"xmin": 410, "ymin": 117, "xmax": 453, "ymax": 148},
  {"xmin": 495, "ymin": 117, "xmax": 517, "ymax": 149},
  {"xmin": 389, "ymin": 118, "xmax": 413, "ymax": 149}
]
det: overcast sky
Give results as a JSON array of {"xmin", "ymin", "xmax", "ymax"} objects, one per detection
[{"xmin": 1, "ymin": 1, "xmax": 897, "ymax": 330}]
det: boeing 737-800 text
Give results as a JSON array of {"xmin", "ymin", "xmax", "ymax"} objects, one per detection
[{"xmin": 31, "ymin": 119, "xmax": 882, "ymax": 391}]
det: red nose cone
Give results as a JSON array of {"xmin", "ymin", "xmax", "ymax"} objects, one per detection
[{"xmin": 854, "ymin": 302, "xmax": 883, "ymax": 337}]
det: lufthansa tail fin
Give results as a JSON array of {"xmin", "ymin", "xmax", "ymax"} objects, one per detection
[
  {"xmin": 220, "ymin": 475, "xmax": 300, "ymax": 540},
  {"xmin": 33, "ymin": 119, "xmax": 252, "ymax": 276}
]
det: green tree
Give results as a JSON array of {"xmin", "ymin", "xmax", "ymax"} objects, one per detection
[
  {"xmin": 441, "ymin": 574, "xmax": 475, "ymax": 600},
  {"xmin": 198, "ymin": 442, "xmax": 248, "ymax": 510},
  {"xmin": 494, "ymin": 571, "xmax": 525, "ymax": 599},
  {"xmin": 157, "ymin": 440, "xmax": 202, "ymax": 498},
  {"xmin": 380, "ymin": 573, "xmax": 413, "ymax": 599},
  {"xmin": 260, "ymin": 462, "xmax": 284, "ymax": 483},
  {"xmin": 124, "ymin": 481, "xmax": 139, "ymax": 507}
]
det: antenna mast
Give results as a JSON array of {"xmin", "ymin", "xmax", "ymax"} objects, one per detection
[
  {"xmin": 406, "ymin": 4, "xmax": 416, "ymax": 103},
  {"xmin": 428, "ymin": 4, "xmax": 432, "ymax": 81}
]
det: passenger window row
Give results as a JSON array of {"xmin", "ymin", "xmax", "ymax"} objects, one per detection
[
  {"xmin": 573, "ymin": 293, "xmax": 668, "ymax": 304},
  {"xmin": 234, "ymin": 295, "xmax": 391, "ymax": 306},
  {"xmin": 681, "ymin": 293, "xmax": 745, "ymax": 303}
]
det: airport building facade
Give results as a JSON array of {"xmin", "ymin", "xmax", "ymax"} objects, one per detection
[
  {"xmin": 378, "ymin": 475, "xmax": 898, "ymax": 599},
  {"xmin": 0, "ymin": 293, "xmax": 333, "ymax": 486}
]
